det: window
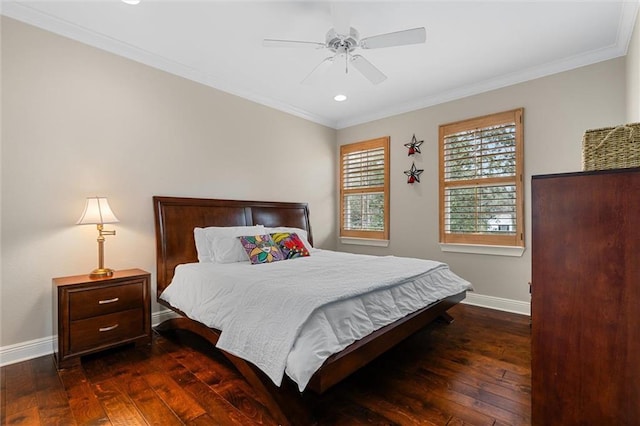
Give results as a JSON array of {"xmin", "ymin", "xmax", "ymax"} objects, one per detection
[
  {"xmin": 439, "ymin": 108, "xmax": 524, "ymax": 248},
  {"xmin": 340, "ymin": 136, "xmax": 390, "ymax": 241}
]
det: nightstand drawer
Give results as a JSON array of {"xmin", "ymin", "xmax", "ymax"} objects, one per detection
[
  {"xmin": 70, "ymin": 281, "xmax": 144, "ymax": 320},
  {"xmin": 69, "ymin": 308, "xmax": 144, "ymax": 353}
]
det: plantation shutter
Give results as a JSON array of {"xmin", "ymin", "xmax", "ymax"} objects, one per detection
[
  {"xmin": 439, "ymin": 109, "xmax": 524, "ymax": 247},
  {"xmin": 340, "ymin": 137, "xmax": 390, "ymax": 240}
]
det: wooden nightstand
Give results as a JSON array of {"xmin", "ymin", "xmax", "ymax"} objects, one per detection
[{"xmin": 53, "ymin": 268, "xmax": 151, "ymax": 369}]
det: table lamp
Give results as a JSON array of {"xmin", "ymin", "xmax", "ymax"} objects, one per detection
[{"xmin": 77, "ymin": 196, "xmax": 119, "ymax": 278}]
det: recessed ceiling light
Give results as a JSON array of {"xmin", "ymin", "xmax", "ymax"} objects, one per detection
[
  {"xmin": 122, "ymin": 0, "xmax": 140, "ymax": 4},
  {"xmin": 334, "ymin": 94, "xmax": 347, "ymax": 102}
]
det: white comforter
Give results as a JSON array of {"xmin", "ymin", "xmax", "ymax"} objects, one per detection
[{"xmin": 160, "ymin": 249, "xmax": 472, "ymax": 391}]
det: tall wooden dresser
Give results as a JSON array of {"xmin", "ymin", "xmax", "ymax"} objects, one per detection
[{"xmin": 531, "ymin": 167, "xmax": 640, "ymax": 425}]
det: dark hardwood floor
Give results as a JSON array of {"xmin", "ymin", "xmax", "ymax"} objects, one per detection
[{"xmin": 1, "ymin": 304, "xmax": 531, "ymax": 425}]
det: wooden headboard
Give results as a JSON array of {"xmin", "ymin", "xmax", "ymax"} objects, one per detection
[{"xmin": 153, "ymin": 196, "xmax": 312, "ymax": 297}]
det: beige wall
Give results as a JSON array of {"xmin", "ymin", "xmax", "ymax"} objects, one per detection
[
  {"xmin": 0, "ymin": 14, "xmax": 634, "ymax": 352},
  {"xmin": 627, "ymin": 8, "xmax": 640, "ymax": 122},
  {"xmin": 0, "ymin": 18, "xmax": 337, "ymax": 347},
  {"xmin": 337, "ymin": 58, "xmax": 627, "ymax": 305}
]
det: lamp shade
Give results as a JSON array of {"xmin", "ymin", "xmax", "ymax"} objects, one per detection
[{"xmin": 76, "ymin": 197, "xmax": 119, "ymax": 225}]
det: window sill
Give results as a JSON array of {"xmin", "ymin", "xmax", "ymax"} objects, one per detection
[
  {"xmin": 340, "ymin": 237, "xmax": 390, "ymax": 247},
  {"xmin": 439, "ymin": 243, "xmax": 525, "ymax": 257}
]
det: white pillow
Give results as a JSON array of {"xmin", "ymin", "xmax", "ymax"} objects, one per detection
[
  {"xmin": 263, "ymin": 226, "xmax": 313, "ymax": 252},
  {"xmin": 194, "ymin": 225, "xmax": 265, "ymax": 262},
  {"xmin": 211, "ymin": 236, "xmax": 249, "ymax": 263}
]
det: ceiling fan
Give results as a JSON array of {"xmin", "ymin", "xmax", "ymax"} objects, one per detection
[{"xmin": 263, "ymin": 18, "xmax": 426, "ymax": 85}]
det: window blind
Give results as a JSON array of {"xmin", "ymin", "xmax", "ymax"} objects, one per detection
[
  {"xmin": 342, "ymin": 147, "xmax": 385, "ymax": 189},
  {"xmin": 439, "ymin": 108, "xmax": 524, "ymax": 247},
  {"xmin": 340, "ymin": 137, "xmax": 389, "ymax": 239},
  {"xmin": 443, "ymin": 124, "xmax": 516, "ymax": 181}
]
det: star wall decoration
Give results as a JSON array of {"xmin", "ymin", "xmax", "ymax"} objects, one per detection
[
  {"xmin": 404, "ymin": 134, "xmax": 424, "ymax": 156},
  {"xmin": 404, "ymin": 162, "xmax": 424, "ymax": 184}
]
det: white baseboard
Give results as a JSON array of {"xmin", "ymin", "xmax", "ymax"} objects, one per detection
[
  {"xmin": 1, "ymin": 297, "xmax": 527, "ymax": 367},
  {"xmin": 0, "ymin": 335, "xmax": 56, "ymax": 367},
  {"xmin": 153, "ymin": 308, "xmax": 181, "ymax": 324},
  {"xmin": 462, "ymin": 292, "xmax": 531, "ymax": 316},
  {"xmin": 0, "ymin": 309, "xmax": 180, "ymax": 367}
]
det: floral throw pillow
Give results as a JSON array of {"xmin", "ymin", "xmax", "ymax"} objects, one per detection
[
  {"xmin": 270, "ymin": 232, "xmax": 310, "ymax": 259},
  {"xmin": 238, "ymin": 234, "xmax": 285, "ymax": 264}
]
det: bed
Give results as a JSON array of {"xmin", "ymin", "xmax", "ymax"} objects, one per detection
[{"xmin": 153, "ymin": 196, "xmax": 470, "ymax": 425}]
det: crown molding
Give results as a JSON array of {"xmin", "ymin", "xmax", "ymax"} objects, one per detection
[
  {"xmin": 1, "ymin": 1, "xmax": 337, "ymax": 129},
  {"xmin": 336, "ymin": 1, "xmax": 639, "ymax": 129},
  {"xmin": 2, "ymin": 1, "xmax": 637, "ymax": 131}
]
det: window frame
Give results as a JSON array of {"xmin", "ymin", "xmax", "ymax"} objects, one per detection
[
  {"xmin": 438, "ymin": 108, "xmax": 524, "ymax": 248},
  {"xmin": 339, "ymin": 136, "xmax": 390, "ymax": 241}
]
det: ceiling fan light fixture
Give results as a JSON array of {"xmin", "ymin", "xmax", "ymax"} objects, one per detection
[
  {"xmin": 122, "ymin": 0, "xmax": 141, "ymax": 5},
  {"xmin": 264, "ymin": 17, "xmax": 426, "ymax": 85},
  {"xmin": 334, "ymin": 94, "xmax": 347, "ymax": 102}
]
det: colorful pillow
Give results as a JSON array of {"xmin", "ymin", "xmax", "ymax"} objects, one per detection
[
  {"xmin": 262, "ymin": 226, "xmax": 313, "ymax": 251},
  {"xmin": 270, "ymin": 232, "xmax": 310, "ymax": 259},
  {"xmin": 238, "ymin": 234, "xmax": 285, "ymax": 264}
]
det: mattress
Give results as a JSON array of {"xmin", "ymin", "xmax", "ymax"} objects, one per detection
[{"xmin": 160, "ymin": 249, "xmax": 472, "ymax": 391}]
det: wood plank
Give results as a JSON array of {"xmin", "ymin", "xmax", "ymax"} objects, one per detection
[
  {"xmin": 182, "ymin": 376, "xmax": 259, "ymax": 426},
  {"xmin": 342, "ymin": 386, "xmax": 449, "ymax": 425},
  {"xmin": 343, "ymin": 366, "xmax": 488, "ymax": 426},
  {"xmin": 126, "ymin": 334, "xmax": 257, "ymax": 425},
  {"xmin": 83, "ymin": 338, "xmax": 183, "ymax": 425},
  {"xmin": 155, "ymin": 331, "xmax": 278, "ymax": 425},
  {"xmin": 417, "ymin": 362, "xmax": 530, "ymax": 408},
  {"xmin": 117, "ymin": 374, "xmax": 182, "ymax": 426},
  {"xmin": 416, "ymin": 369, "xmax": 530, "ymax": 423},
  {"xmin": 58, "ymin": 367, "xmax": 111, "ymax": 425},
  {"xmin": 4, "ymin": 406, "xmax": 42, "ymax": 425},
  {"xmin": 146, "ymin": 335, "xmax": 254, "ymax": 424},
  {"xmin": 406, "ymin": 337, "xmax": 531, "ymax": 401},
  {"xmin": 31, "ymin": 356, "xmax": 76, "ymax": 426},
  {"xmin": 91, "ymin": 379, "xmax": 147, "ymax": 426},
  {"xmin": 158, "ymin": 335, "xmax": 240, "ymax": 385},
  {"xmin": 445, "ymin": 416, "xmax": 470, "ymax": 425},
  {"xmin": 81, "ymin": 347, "xmax": 133, "ymax": 384},
  {"xmin": 142, "ymin": 371, "xmax": 206, "ymax": 423},
  {"xmin": 210, "ymin": 379, "xmax": 278, "ymax": 425},
  {"xmin": 186, "ymin": 413, "xmax": 226, "ymax": 425},
  {"xmin": 2, "ymin": 361, "xmax": 38, "ymax": 417},
  {"xmin": 324, "ymin": 403, "xmax": 405, "ymax": 426},
  {"xmin": 0, "ymin": 364, "xmax": 6, "ymax": 425}
]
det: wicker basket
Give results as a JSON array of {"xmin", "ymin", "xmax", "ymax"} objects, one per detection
[{"xmin": 582, "ymin": 123, "xmax": 640, "ymax": 171}]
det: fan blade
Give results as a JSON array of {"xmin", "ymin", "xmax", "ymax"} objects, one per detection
[
  {"xmin": 263, "ymin": 39, "xmax": 326, "ymax": 49},
  {"xmin": 351, "ymin": 54, "xmax": 387, "ymax": 85},
  {"xmin": 360, "ymin": 27, "xmax": 426, "ymax": 49},
  {"xmin": 301, "ymin": 56, "xmax": 335, "ymax": 85},
  {"xmin": 330, "ymin": 2, "xmax": 351, "ymax": 36}
]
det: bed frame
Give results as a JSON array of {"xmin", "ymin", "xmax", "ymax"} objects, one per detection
[{"xmin": 153, "ymin": 196, "xmax": 466, "ymax": 425}]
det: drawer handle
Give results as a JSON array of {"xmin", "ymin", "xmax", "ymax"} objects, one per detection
[
  {"xmin": 99, "ymin": 324, "xmax": 119, "ymax": 332},
  {"xmin": 98, "ymin": 297, "xmax": 119, "ymax": 305}
]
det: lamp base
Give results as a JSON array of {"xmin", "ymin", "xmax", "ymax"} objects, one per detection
[{"xmin": 89, "ymin": 268, "xmax": 115, "ymax": 279}]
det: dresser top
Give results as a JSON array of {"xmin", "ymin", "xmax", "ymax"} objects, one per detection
[
  {"xmin": 532, "ymin": 166, "xmax": 640, "ymax": 180},
  {"xmin": 53, "ymin": 268, "xmax": 150, "ymax": 287}
]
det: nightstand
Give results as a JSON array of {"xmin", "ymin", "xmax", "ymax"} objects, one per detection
[{"xmin": 53, "ymin": 268, "xmax": 151, "ymax": 369}]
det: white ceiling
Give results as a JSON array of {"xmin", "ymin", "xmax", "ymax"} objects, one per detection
[{"xmin": 3, "ymin": 1, "xmax": 639, "ymax": 129}]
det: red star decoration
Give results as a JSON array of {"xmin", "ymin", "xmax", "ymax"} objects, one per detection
[
  {"xmin": 404, "ymin": 134, "xmax": 424, "ymax": 156},
  {"xmin": 404, "ymin": 162, "xmax": 424, "ymax": 184}
]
